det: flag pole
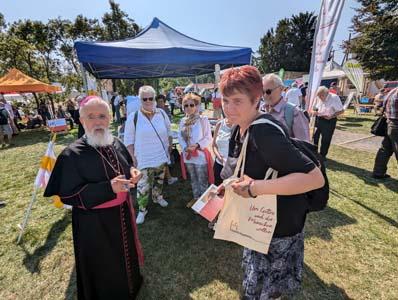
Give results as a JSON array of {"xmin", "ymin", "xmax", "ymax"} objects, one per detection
[
  {"xmin": 17, "ymin": 185, "xmax": 39, "ymax": 244},
  {"xmin": 16, "ymin": 132, "xmax": 57, "ymax": 244}
]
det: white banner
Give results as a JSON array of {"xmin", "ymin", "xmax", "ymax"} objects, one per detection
[
  {"xmin": 307, "ymin": 0, "xmax": 345, "ymax": 110},
  {"xmin": 343, "ymin": 59, "xmax": 365, "ymax": 94}
]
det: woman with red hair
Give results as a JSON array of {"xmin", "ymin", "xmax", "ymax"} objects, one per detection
[{"xmin": 219, "ymin": 66, "xmax": 325, "ymax": 299}]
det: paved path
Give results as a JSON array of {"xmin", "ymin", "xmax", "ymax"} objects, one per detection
[{"xmin": 331, "ymin": 129, "xmax": 382, "ymax": 153}]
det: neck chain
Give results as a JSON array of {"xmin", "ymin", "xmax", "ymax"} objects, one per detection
[{"xmin": 84, "ymin": 137, "xmax": 122, "ymax": 175}]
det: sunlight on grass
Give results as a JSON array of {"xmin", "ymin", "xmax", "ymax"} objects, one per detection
[{"xmin": 0, "ymin": 126, "xmax": 397, "ymax": 300}]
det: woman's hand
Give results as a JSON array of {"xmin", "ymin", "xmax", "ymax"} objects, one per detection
[
  {"xmin": 111, "ymin": 175, "xmax": 135, "ymax": 193},
  {"xmin": 231, "ymin": 175, "xmax": 255, "ymax": 198}
]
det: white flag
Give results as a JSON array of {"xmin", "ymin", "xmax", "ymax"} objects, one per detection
[{"xmin": 307, "ymin": 0, "xmax": 345, "ymax": 110}]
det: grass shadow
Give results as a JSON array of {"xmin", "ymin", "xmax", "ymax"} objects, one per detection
[
  {"xmin": 298, "ymin": 264, "xmax": 353, "ymax": 300},
  {"xmin": 305, "ymin": 206, "xmax": 357, "ymax": 241},
  {"xmin": 330, "ymin": 189, "xmax": 398, "ymax": 229},
  {"xmin": 327, "ymin": 158, "xmax": 398, "ymax": 193},
  {"xmin": 65, "ymin": 265, "xmax": 77, "ymax": 300},
  {"xmin": 21, "ymin": 213, "xmax": 71, "ymax": 274}
]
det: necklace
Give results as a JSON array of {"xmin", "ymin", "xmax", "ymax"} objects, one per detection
[{"xmin": 84, "ymin": 137, "xmax": 122, "ymax": 175}]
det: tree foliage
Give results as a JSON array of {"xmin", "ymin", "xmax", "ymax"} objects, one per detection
[
  {"xmin": 348, "ymin": 0, "xmax": 398, "ymax": 80},
  {"xmin": 258, "ymin": 12, "xmax": 317, "ymax": 73},
  {"xmin": 0, "ymin": 0, "xmax": 140, "ymax": 103}
]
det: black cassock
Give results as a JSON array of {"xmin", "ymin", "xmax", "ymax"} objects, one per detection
[{"xmin": 44, "ymin": 137, "xmax": 143, "ymax": 300}]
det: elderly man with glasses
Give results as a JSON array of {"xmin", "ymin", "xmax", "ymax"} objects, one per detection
[
  {"xmin": 262, "ymin": 74, "xmax": 310, "ymax": 141},
  {"xmin": 124, "ymin": 85, "xmax": 173, "ymax": 224}
]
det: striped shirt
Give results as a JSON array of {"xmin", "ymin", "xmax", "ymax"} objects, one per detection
[{"xmin": 385, "ymin": 88, "xmax": 398, "ymax": 120}]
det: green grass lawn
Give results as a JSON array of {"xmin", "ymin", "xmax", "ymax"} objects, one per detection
[
  {"xmin": 0, "ymin": 127, "xmax": 397, "ymax": 300},
  {"xmin": 336, "ymin": 108, "xmax": 377, "ymax": 135}
]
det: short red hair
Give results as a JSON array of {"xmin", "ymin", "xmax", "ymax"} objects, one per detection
[{"xmin": 219, "ymin": 65, "xmax": 263, "ymax": 102}]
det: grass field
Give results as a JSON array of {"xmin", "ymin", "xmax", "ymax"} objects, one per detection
[
  {"xmin": 336, "ymin": 108, "xmax": 377, "ymax": 135},
  {"xmin": 0, "ymin": 119, "xmax": 397, "ymax": 300}
]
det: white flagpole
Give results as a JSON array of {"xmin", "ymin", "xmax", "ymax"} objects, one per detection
[{"xmin": 17, "ymin": 185, "xmax": 39, "ymax": 244}]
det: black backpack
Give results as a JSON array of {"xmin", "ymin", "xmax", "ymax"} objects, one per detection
[
  {"xmin": 0, "ymin": 108, "xmax": 9, "ymax": 125},
  {"xmin": 251, "ymin": 115, "xmax": 329, "ymax": 212}
]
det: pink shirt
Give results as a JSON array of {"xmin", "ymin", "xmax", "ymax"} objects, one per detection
[{"xmin": 265, "ymin": 99, "xmax": 310, "ymax": 142}]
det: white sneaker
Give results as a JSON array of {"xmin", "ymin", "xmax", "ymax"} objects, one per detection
[
  {"xmin": 136, "ymin": 210, "xmax": 147, "ymax": 225},
  {"xmin": 156, "ymin": 198, "xmax": 169, "ymax": 208},
  {"xmin": 167, "ymin": 177, "xmax": 178, "ymax": 185}
]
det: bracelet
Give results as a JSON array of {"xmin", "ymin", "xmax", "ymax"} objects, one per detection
[{"xmin": 248, "ymin": 180, "xmax": 257, "ymax": 198}]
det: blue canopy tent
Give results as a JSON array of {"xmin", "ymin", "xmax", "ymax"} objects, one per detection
[{"xmin": 74, "ymin": 17, "xmax": 252, "ymax": 79}]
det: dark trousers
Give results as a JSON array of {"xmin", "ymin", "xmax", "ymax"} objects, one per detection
[
  {"xmin": 213, "ymin": 161, "xmax": 224, "ymax": 186},
  {"xmin": 313, "ymin": 117, "xmax": 337, "ymax": 158},
  {"xmin": 170, "ymin": 103, "xmax": 175, "ymax": 116},
  {"xmin": 373, "ymin": 120, "xmax": 398, "ymax": 176}
]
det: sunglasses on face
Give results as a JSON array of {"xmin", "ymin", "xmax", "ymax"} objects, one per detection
[
  {"xmin": 142, "ymin": 97, "xmax": 154, "ymax": 102},
  {"xmin": 184, "ymin": 103, "xmax": 196, "ymax": 108},
  {"xmin": 263, "ymin": 86, "xmax": 280, "ymax": 95}
]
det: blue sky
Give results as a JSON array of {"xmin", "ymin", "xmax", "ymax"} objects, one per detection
[{"xmin": 0, "ymin": 0, "xmax": 359, "ymax": 63}]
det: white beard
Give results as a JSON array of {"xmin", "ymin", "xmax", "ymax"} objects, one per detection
[{"xmin": 85, "ymin": 127, "xmax": 114, "ymax": 148}]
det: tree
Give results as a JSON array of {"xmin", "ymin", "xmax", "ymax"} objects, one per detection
[
  {"xmin": 100, "ymin": 0, "xmax": 141, "ymax": 92},
  {"xmin": 348, "ymin": 0, "xmax": 398, "ymax": 80},
  {"xmin": 0, "ymin": 13, "xmax": 5, "ymax": 32},
  {"xmin": 258, "ymin": 12, "xmax": 317, "ymax": 73}
]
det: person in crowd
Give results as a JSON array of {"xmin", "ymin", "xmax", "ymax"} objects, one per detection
[
  {"xmin": 329, "ymin": 82, "xmax": 340, "ymax": 95},
  {"xmin": 374, "ymin": 88, "xmax": 387, "ymax": 115},
  {"xmin": 124, "ymin": 85, "xmax": 172, "ymax": 225},
  {"xmin": 12, "ymin": 105, "xmax": 22, "ymax": 132},
  {"xmin": 300, "ymin": 82, "xmax": 309, "ymax": 108},
  {"xmin": 218, "ymin": 65, "xmax": 325, "ymax": 300},
  {"xmin": 262, "ymin": 74, "xmax": 310, "ymax": 141},
  {"xmin": 372, "ymin": 87, "xmax": 398, "ymax": 179},
  {"xmin": 56, "ymin": 104, "xmax": 73, "ymax": 129},
  {"xmin": 178, "ymin": 93, "xmax": 213, "ymax": 208},
  {"xmin": 156, "ymin": 94, "xmax": 172, "ymax": 120},
  {"xmin": 119, "ymin": 100, "xmax": 127, "ymax": 124},
  {"xmin": 0, "ymin": 101, "xmax": 13, "ymax": 147},
  {"xmin": 44, "ymin": 96, "xmax": 144, "ymax": 299},
  {"xmin": 211, "ymin": 87, "xmax": 223, "ymax": 119},
  {"xmin": 66, "ymin": 98, "xmax": 77, "ymax": 125},
  {"xmin": 312, "ymin": 86, "xmax": 345, "ymax": 160},
  {"xmin": 167, "ymin": 89, "xmax": 177, "ymax": 116},
  {"xmin": 0, "ymin": 97, "xmax": 18, "ymax": 135},
  {"xmin": 156, "ymin": 94, "xmax": 178, "ymax": 185},
  {"xmin": 285, "ymin": 82, "xmax": 302, "ymax": 107},
  {"xmin": 113, "ymin": 92, "xmax": 122, "ymax": 124},
  {"xmin": 212, "ymin": 116, "xmax": 233, "ymax": 186}
]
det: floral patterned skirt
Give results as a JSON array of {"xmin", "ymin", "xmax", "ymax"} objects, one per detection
[{"xmin": 242, "ymin": 231, "xmax": 304, "ymax": 300}]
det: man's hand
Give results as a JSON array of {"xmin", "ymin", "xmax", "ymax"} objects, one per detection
[
  {"xmin": 111, "ymin": 175, "xmax": 135, "ymax": 193},
  {"xmin": 130, "ymin": 167, "xmax": 142, "ymax": 185}
]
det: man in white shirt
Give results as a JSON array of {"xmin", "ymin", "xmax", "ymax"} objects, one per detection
[
  {"xmin": 167, "ymin": 89, "xmax": 177, "ymax": 115},
  {"xmin": 312, "ymin": 86, "xmax": 345, "ymax": 160},
  {"xmin": 285, "ymin": 83, "xmax": 303, "ymax": 107}
]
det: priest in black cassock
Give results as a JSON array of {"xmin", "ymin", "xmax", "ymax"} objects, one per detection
[{"xmin": 44, "ymin": 96, "xmax": 144, "ymax": 299}]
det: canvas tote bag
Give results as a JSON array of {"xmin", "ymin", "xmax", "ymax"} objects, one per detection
[{"xmin": 214, "ymin": 126, "xmax": 277, "ymax": 254}]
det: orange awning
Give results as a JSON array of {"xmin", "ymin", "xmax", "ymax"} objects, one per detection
[{"xmin": 0, "ymin": 68, "xmax": 62, "ymax": 94}]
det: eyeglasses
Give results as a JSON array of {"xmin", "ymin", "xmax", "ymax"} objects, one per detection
[
  {"xmin": 142, "ymin": 97, "xmax": 154, "ymax": 102},
  {"xmin": 85, "ymin": 114, "xmax": 108, "ymax": 121},
  {"xmin": 184, "ymin": 103, "xmax": 196, "ymax": 108},
  {"xmin": 263, "ymin": 86, "xmax": 280, "ymax": 95}
]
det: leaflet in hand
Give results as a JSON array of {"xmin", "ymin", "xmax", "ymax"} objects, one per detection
[{"xmin": 191, "ymin": 184, "xmax": 224, "ymax": 222}]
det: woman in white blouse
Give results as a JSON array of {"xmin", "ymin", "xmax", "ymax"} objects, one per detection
[
  {"xmin": 124, "ymin": 85, "xmax": 172, "ymax": 224},
  {"xmin": 212, "ymin": 117, "xmax": 233, "ymax": 185},
  {"xmin": 178, "ymin": 93, "xmax": 213, "ymax": 207}
]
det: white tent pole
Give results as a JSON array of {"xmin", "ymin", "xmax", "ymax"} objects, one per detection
[
  {"xmin": 80, "ymin": 63, "xmax": 89, "ymax": 94},
  {"xmin": 17, "ymin": 185, "xmax": 39, "ymax": 244}
]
